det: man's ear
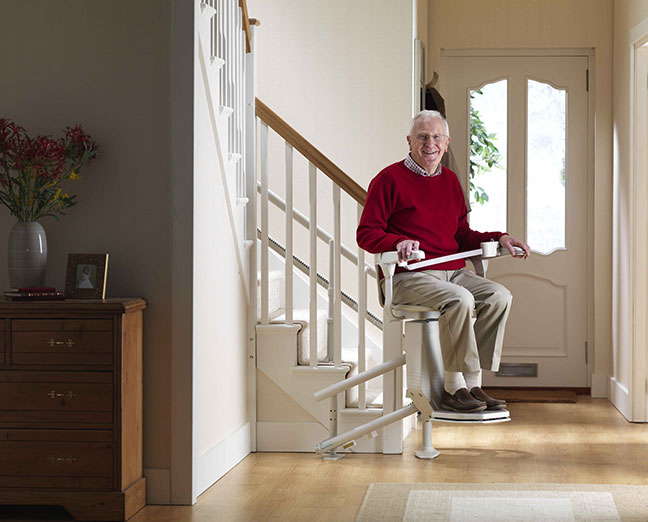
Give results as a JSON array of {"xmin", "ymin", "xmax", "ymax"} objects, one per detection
[{"xmin": 406, "ymin": 135, "xmax": 413, "ymax": 150}]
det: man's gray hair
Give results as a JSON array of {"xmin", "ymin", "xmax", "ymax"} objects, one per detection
[{"xmin": 408, "ymin": 110, "xmax": 450, "ymax": 136}]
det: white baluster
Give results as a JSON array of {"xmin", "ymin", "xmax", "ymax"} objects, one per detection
[
  {"xmin": 285, "ymin": 143, "xmax": 294, "ymax": 325},
  {"xmin": 327, "ymin": 239, "xmax": 334, "ymax": 363},
  {"xmin": 260, "ymin": 122, "xmax": 269, "ymax": 324},
  {"xmin": 309, "ymin": 163, "xmax": 318, "ymax": 367},
  {"xmin": 333, "ymin": 184, "xmax": 342, "ymax": 367},
  {"xmin": 357, "ymin": 204, "xmax": 366, "ymax": 410}
]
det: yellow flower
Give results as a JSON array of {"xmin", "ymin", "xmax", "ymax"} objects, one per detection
[
  {"xmin": 54, "ymin": 188, "xmax": 62, "ymax": 199},
  {"xmin": 69, "ymin": 171, "xmax": 81, "ymax": 180}
]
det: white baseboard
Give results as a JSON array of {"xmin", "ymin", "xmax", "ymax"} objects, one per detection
[
  {"xmin": 591, "ymin": 373, "xmax": 609, "ymax": 398},
  {"xmin": 609, "ymin": 377, "xmax": 630, "ymax": 420},
  {"xmin": 143, "ymin": 467, "xmax": 171, "ymax": 505},
  {"xmin": 195, "ymin": 422, "xmax": 252, "ymax": 500}
]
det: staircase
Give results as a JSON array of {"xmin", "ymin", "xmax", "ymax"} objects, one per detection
[
  {"xmin": 201, "ymin": 0, "xmax": 414, "ymax": 456},
  {"xmin": 253, "ymin": 103, "xmax": 416, "ymax": 454}
]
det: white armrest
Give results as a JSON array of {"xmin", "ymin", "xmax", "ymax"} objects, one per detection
[{"xmin": 375, "ymin": 249, "xmax": 425, "ymax": 267}]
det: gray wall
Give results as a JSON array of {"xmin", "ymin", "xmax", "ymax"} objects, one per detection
[{"xmin": 0, "ymin": 0, "xmax": 174, "ymax": 474}]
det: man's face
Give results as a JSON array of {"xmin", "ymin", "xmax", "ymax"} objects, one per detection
[{"xmin": 406, "ymin": 116, "xmax": 451, "ymax": 173}]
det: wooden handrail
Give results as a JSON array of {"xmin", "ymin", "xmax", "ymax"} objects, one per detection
[
  {"xmin": 238, "ymin": 0, "xmax": 252, "ymax": 53},
  {"xmin": 255, "ymin": 99, "xmax": 367, "ymax": 206}
]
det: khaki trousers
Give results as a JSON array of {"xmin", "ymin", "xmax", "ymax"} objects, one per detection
[{"xmin": 392, "ymin": 269, "xmax": 512, "ymax": 372}]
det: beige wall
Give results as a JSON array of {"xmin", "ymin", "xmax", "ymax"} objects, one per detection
[
  {"xmin": 0, "ymin": 0, "xmax": 174, "ymax": 480},
  {"xmin": 247, "ymin": 0, "xmax": 416, "ymax": 328},
  {"xmin": 416, "ymin": 0, "xmax": 430, "ymax": 65},
  {"xmin": 612, "ymin": 0, "xmax": 648, "ymax": 416},
  {"xmin": 428, "ymin": 0, "xmax": 614, "ymax": 393},
  {"xmin": 248, "ymin": 0, "xmax": 415, "ymax": 192}
]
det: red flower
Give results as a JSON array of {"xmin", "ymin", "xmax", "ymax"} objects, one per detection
[{"xmin": 0, "ymin": 118, "xmax": 98, "ymax": 221}]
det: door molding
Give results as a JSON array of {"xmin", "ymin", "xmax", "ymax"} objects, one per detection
[{"xmin": 629, "ymin": 21, "xmax": 648, "ymax": 422}]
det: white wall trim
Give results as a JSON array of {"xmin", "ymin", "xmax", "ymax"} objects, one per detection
[
  {"xmin": 171, "ymin": 0, "xmax": 195, "ymax": 505},
  {"xmin": 591, "ymin": 373, "xmax": 608, "ymax": 398},
  {"xmin": 195, "ymin": 422, "xmax": 252, "ymax": 499},
  {"xmin": 627, "ymin": 17, "xmax": 648, "ymax": 423},
  {"xmin": 143, "ymin": 468, "xmax": 171, "ymax": 505},
  {"xmin": 609, "ymin": 376, "xmax": 630, "ymax": 420}
]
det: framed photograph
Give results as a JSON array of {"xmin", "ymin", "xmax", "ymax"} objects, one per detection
[{"xmin": 64, "ymin": 253, "xmax": 109, "ymax": 299}]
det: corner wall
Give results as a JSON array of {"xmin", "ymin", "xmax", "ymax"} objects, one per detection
[
  {"xmin": 0, "ymin": 0, "xmax": 174, "ymax": 496},
  {"xmin": 192, "ymin": 1, "xmax": 250, "ymax": 502},
  {"xmin": 611, "ymin": 0, "xmax": 648, "ymax": 419}
]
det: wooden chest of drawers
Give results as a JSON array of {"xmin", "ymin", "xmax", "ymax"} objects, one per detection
[{"xmin": 0, "ymin": 298, "xmax": 146, "ymax": 521}]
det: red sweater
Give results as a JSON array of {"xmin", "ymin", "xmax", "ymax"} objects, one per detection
[{"xmin": 357, "ymin": 161, "xmax": 504, "ymax": 272}]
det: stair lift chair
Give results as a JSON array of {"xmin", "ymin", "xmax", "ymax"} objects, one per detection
[{"xmin": 314, "ymin": 242, "xmax": 521, "ymax": 460}]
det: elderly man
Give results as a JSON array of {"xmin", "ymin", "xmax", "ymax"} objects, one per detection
[{"xmin": 357, "ymin": 110, "xmax": 530, "ymax": 413}]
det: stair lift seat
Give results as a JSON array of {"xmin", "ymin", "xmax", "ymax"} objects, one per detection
[{"xmin": 314, "ymin": 242, "xmax": 523, "ymax": 460}]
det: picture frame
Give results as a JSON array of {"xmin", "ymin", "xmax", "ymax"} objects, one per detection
[{"xmin": 64, "ymin": 253, "xmax": 109, "ymax": 299}]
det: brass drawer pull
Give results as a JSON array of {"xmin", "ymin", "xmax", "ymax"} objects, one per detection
[
  {"xmin": 48, "ymin": 455, "xmax": 77, "ymax": 464},
  {"xmin": 48, "ymin": 390, "xmax": 76, "ymax": 400},
  {"xmin": 46, "ymin": 338, "xmax": 75, "ymax": 348}
]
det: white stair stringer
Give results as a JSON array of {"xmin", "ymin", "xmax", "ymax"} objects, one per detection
[
  {"xmin": 197, "ymin": 6, "xmax": 248, "ymax": 298},
  {"xmin": 256, "ymin": 324, "xmax": 390, "ymax": 453},
  {"xmin": 256, "ymin": 324, "xmax": 347, "ymax": 427}
]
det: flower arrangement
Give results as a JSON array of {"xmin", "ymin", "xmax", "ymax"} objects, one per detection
[{"xmin": 0, "ymin": 118, "xmax": 98, "ymax": 222}]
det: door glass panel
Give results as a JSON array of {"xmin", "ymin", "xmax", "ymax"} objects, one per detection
[
  {"xmin": 527, "ymin": 79, "xmax": 566, "ymax": 253},
  {"xmin": 468, "ymin": 80, "xmax": 507, "ymax": 232}
]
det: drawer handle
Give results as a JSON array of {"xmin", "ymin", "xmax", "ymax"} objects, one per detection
[
  {"xmin": 48, "ymin": 455, "xmax": 77, "ymax": 464},
  {"xmin": 46, "ymin": 338, "xmax": 75, "ymax": 348},
  {"xmin": 48, "ymin": 390, "xmax": 77, "ymax": 400}
]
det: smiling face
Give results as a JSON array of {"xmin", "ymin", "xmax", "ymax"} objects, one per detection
[{"xmin": 406, "ymin": 115, "xmax": 451, "ymax": 174}]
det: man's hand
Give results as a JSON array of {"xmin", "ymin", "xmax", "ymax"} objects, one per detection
[
  {"xmin": 499, "ymin": 235, "xmax": 530, "ymax": 259},
  {"xmin": 395, "ymin": 239, "xmax": 420, "ymax": 263}
]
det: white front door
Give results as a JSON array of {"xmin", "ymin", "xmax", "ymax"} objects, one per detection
[{"xmin": 446, "ymin": 53, "xmax": 590, "ymax": 387}]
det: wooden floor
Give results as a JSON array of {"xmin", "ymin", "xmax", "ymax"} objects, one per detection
[{"xmin": 3, "ymin": 397, "xmax": 647, "ymax": 521}]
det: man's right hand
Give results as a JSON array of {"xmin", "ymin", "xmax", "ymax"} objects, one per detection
[{"xmin": 395, "ymin": 239, "xmax": 420, "ymax": 263}]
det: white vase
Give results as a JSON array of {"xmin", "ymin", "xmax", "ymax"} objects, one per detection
[{"xmin": 8, "ymin": 221, "xmax": 48, "ymax": 288}]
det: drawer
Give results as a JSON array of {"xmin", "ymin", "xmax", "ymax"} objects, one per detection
[
  {"xmin": 0, "ymin": 429, "xmax": 113, "ymax": 487},
  {"xmin": 0, "ymin": 372, "xmax": 112, "ymax": 425},
  {"xmin": 11, "ymin": 319, "xmax": 113, "ymax": 366}
]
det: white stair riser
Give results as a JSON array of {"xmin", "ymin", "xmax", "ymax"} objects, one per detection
[{"xmin": 256, "ymin": 324, "xmax": 347, "ymax": 425}]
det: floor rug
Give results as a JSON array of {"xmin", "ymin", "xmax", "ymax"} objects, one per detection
[{"xmin": 356, "ymin": 483, "xmax": 648, "ymax": 521}]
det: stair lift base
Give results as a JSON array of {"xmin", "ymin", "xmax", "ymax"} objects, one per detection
[{"xmin": 415, "ymin": 419, "xmax": 440, "ymax": 459}]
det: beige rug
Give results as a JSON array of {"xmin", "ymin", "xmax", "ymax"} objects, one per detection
[{"xmin": 356, "ymin": 483, "xmax": 648, "ymax": 521}]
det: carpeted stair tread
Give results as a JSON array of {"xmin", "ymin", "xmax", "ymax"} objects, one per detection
[{"xmin": 483, "ymin": 388, "xmax": 577, "ymax": 403}]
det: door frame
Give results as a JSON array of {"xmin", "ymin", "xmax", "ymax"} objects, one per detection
[
  {"xmin": 630, "ymin": 21, "xmax": 648, "ymax": 422},
  {"xmin": 440, "ymin": 48, "xmax": 596, "ymax": 389}
]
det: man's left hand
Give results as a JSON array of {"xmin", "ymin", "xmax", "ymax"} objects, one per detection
[{"xmin": 499, "ymin": 235, "xmax": 530, "ymax": 259}]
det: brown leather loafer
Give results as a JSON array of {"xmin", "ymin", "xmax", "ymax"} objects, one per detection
[
  {"xmin": 441, "ymin": 388, "xmax": 487, "ymax": 413},
  {"xmin": 470, "ymin": 387, "xmax": 507, "ymax": 410}
]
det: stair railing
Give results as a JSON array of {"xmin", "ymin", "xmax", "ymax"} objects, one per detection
[{"xmin": 256, "ymin": 99, "xmax": 377, "ymax": 410}]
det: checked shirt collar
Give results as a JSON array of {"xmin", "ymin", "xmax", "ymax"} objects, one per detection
[{"xmin": 404, "ymin": 153, "xmax": 442, "ymax": 178}]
